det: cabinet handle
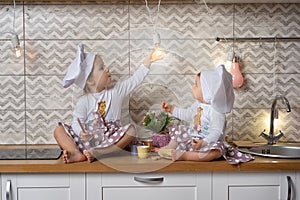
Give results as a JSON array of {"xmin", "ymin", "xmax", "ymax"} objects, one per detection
[
  {"xmin": 6, "ymin": 180, "xmax": 11, "ymax": 200},
  {"xmin": 134, "ymin": 176, "xmax": 164, "ymax": 184},
  {"xmin": 287, "ymin": 176, "xmax": 292, "ymax": 200}
]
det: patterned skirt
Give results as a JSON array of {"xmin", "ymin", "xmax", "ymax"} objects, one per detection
[
  {"xmin": 168, "ymin": 125, "xmax": 254, "ymax": 165},
  {"xmin": 60, "ymin": 118, "xmax": 130, "ymax": 154}
]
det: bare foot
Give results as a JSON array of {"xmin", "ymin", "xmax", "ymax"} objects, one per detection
[
  {"xmin": 62, "ymin": 150, "xmax": 86, "ymax": 164},
  {"xmin": 171, "ymin": 149, "xmax": 184, "ymax": 161},
  {"xmin": 83, "ymin": 150, "xmax": 95, "ymax": 163}
]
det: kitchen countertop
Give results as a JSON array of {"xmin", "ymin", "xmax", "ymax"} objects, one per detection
[
  {"xmin": 1, "ymin": 154, "xmax": 300, "ymax": 173},
  {"xmin": 1, "ymin": 141, "xmax": 300, "ymax": 173}
]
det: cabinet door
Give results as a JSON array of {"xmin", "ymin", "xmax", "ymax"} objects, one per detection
[
  {"xmin": 87, "ymin": 172, "xmax": 211, "ymax": 200},
  {"xmin": 2, "ymin": 173, "xmax": 85, "ymax": 200},
  {"xmin": 213, "ymin": 171, "xmax": 295, "ymax": 200},
  {"xmin": 296, "ymin": 172, "xmax": 300, "ymax": 200}
]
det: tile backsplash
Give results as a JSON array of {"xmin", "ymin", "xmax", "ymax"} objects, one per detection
[{"xmin": 0, "ymin": 1, "xmax": 299, "ymax": 144}]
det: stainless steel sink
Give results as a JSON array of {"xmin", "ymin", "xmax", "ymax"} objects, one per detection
[{"xmin": 238, "ymin": 143, "xmax": 300, "ymax": 158}]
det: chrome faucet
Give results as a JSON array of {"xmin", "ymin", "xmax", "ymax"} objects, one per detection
[{"xmin": 260, "ymin": 96, "xmax": 291, "ymax": 145}]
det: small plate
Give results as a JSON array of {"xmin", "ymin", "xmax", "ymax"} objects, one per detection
[{"xmin": 158, "ymin": 148, "xmax": 172, "ymax": 160}]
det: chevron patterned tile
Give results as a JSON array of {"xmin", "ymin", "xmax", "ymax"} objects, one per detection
[
  {"xmin": 25, "ymin": 108, "xmax": 131, "ymax": 145},
  {"xmin": 232, "ymin": 107, "xmax": 300, "ymax": 142},
  {"xmin": 275, "ymin": 42, "xmax": 300, "ymax": 63},
  {"xmin": 274, "ymin": 74, "xmax": 300, "ymax": 101},
  {"xmin": 26, "ymin": 109, "xmax": 73, "ymax": 144},
  {"xmin": 128, "ymin": 74, "xmax": 195, "ymax": 126},
  {"xmin": 129, "ymin": 82, "xmax": 180, "ymax": 124},
  {"xmin": 0, "ymin": 3, "xmax": 23, "ymax": 39},
  {"xmin": 225, "ymin": 112, "xmax": 233, "ymax": 141},
  {"xmin": 232, "ymin": 108, "xmax": 269, "ymax": 142},
  {"xmin": 25, "ymin": 40, "xmax": 129, "ymax": 75},
  {"xmin": 0, "ymin": 76, "xmax": 25, "ymax": 110},
  {"xmin": 2, "ymin": 2, "xmax": 300, "ymax": 146},
  {"xmin": 129, "ymin": 3, "xmax": 233, "ymax": 39},
  {"xmin": 26, "ymin": 74, "xmax": 128, "ymax": 111},
  {"xmin": 26, "ymin": 75, "xmax": 73, "ymax": 110},
  {"xmin": 276, "ymin": 108, "xmax": 300, "ymax": 142},
  {"xmin": 234, "ymin": 4, "xmax": 300, "ymax": 37},
  {"xmin": 233, "ymin": 41, "xmax": 300, "ymax": 74},
  {"xmin": 25, "ymin": 4, "xmax": 129, "ymax": 40},
  {"xmin": 233, "ymin": 42, "xmax": 277, "ymax": 73},
  {"xmin": 0, "ymin": 110, "xmax": 25, "ymax": 144},
  {"xmin": 25, "ymin": 41, "xmax": 76, "ymax": 75},
  {"xmin": 143, "ymin": 74, "xmax": 195, "ymax": 108},
  {"xmin": 129, "ymin": 39, "xmax": 225, "ymax": 75},
  {"xmin": 233, "ymin": 73, "xmax": 282, "ymax": 109},
  {"xmin": 0, "ymin": 41, "xmax": 24, "ymax": 75}
]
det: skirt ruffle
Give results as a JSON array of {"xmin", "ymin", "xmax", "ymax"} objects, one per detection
[
  {"xmin": 60, "ymin": 120, "xmax": 130, "ymax": 154},
  {"xmin": 168, "ymin": 125, "xmax": 254, "ymax": 165}
]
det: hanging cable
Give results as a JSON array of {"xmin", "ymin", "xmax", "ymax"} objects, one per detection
[
  {"xmin": 201, "ymin": 0, "xmax": 228, "ymax": 43},
  {"xmin": 11, "ymin": 0, "xmax": 21, "ymax": 57},
  {"xmin": 272, "ymin": 37, "xmax": 278, "ymax": 97},
  {"xmin": 13, "ymin": 0, "xmax": 16, "ymax": 33},
  {"xmin": 144, "ymin": 0, "xmax": 161, "ymax": 34},
  {"xmin": 0, "ymin": 0, "xmax": 21, "ymax": 57}
]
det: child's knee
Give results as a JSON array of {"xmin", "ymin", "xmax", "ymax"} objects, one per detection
[
  {"xmin": 53, "ymin": 125, "xmax": 64, "ymax": 138},
  {"xmin": 126, "ymin": 125, "xmax": 136, "ymax": 137}
]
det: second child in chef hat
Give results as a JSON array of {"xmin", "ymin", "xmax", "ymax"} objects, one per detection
[
  {"xmin": 160, "ymin": 65, "xmax": 244, "ymax": 163},
  {"xmin": 200, "ymin": 64, "xmax": 235, "ymax": 114}
]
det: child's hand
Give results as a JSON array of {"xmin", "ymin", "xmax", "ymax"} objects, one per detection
[
  {"xmin": 161, "ymin": 101, "xmax": 174, "ymax": 114},
  {"xmin": 151, "ymin": 48, "xmax": 164, "ymax": 62},
  {"xmin": 143, "ymin": 49, "xmax": 164, "ymax": 68},
  {"xmin": 141, "ymin": 115, "xmax": 147, "ymax": 125},
  {"xmin": 80, "ymin": 131, "xmax": 92, "ymax": 141}
]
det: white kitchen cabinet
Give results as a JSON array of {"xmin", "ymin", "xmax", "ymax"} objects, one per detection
[
  {"xmin": 1, "ymin": 173, "xmax": 85, "ymax": 200},
  {"xmin": 87, "ymin": 172, "xmax": 211, "ymax": 200},
  {"xmin": 0, "ymin": 171, "xmax": 298, "ymax": 200},
  {"xmin": 212, "ymin": 171, "xmax": 296, "ymax": 200},
  {"xmin": 296, "ymin": 172, "xmax": 300, "ymax": 200}
]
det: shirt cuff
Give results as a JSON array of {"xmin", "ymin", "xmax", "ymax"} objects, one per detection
[{"xmin": 140, "ymin": 63, "xmax": 150, "ymax": 73}]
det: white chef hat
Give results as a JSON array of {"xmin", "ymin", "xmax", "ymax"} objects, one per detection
[
  {"xmin": 200, "ymin": 65, "xmax": 235, "ymax": 113},
  {"xmin": 63, "ymin": 44, "xmax": 96, "ymax": 89}
]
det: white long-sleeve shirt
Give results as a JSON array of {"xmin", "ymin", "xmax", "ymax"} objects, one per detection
[
  {"xmin": 173, "ymin": 100, "xmax": 226, "ymax": 144},
  {"xmin": 71, "ymin": 64, "xmax": 149, "ymax": 135}
]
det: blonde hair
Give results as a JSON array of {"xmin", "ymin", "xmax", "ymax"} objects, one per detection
[{"xmin": 83, "ymin": 54, "xmax": 104, "ymax": 94}]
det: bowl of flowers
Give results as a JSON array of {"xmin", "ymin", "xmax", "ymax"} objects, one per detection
[{"xmin": 142, "ymin": 111, "xmax": 181, "ymax": 148}]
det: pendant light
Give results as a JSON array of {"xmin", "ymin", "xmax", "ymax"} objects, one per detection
[
  {"xmin": 11, "ymin": 34, "xmax": 21, "ymax": 58},
  {"xmin": 152, "ymin": 31, "xmax": 164, "ymax": 59},
  {"xmin": 145, "ymin": 0, "xmax": 164, "ymax": 57},
  {"xmin": 230, "ymin": 56, "xmax": 244, "ymax": 88}
]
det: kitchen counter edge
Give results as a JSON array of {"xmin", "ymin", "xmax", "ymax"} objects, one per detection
[{"xmin": 0, "ymin": 156, "xmax": 300, "ymax": 173}]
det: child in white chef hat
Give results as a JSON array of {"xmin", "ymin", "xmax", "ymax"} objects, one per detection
[
  {"xmin": 54, "ymin": 44, "xmax": 163, "ymax": 163},
  {"xmin": 161, "ymin": 65, "xmax": 253, "ymax": 164}
]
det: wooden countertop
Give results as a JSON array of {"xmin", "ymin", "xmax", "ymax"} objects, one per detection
[
  {"xmin": 1, "ymin": 142, "xmax": 300, "ymax": 173},
  {"xmin": 1, "ymin": 155, "xmax": 300, "ymax": 173}
]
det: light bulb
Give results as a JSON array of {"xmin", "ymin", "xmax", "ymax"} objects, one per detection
[
  {"xmin": 152, "ymin": 32, "xmax": 164, "ymax": 61},
  {"xmin": 15, "ymin": 46, "xmax": 21, "ymax": 58},
  {"xmin": 153, "ymin": 45, "xmax": 164, "ymax": 58},
  {"xmin": 11, "ymin": 34, "xmax": 21, "ymax": 58},
  {"xmin": 230, "ymin": 56, "xmax": 244, "ymax": 88}
]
